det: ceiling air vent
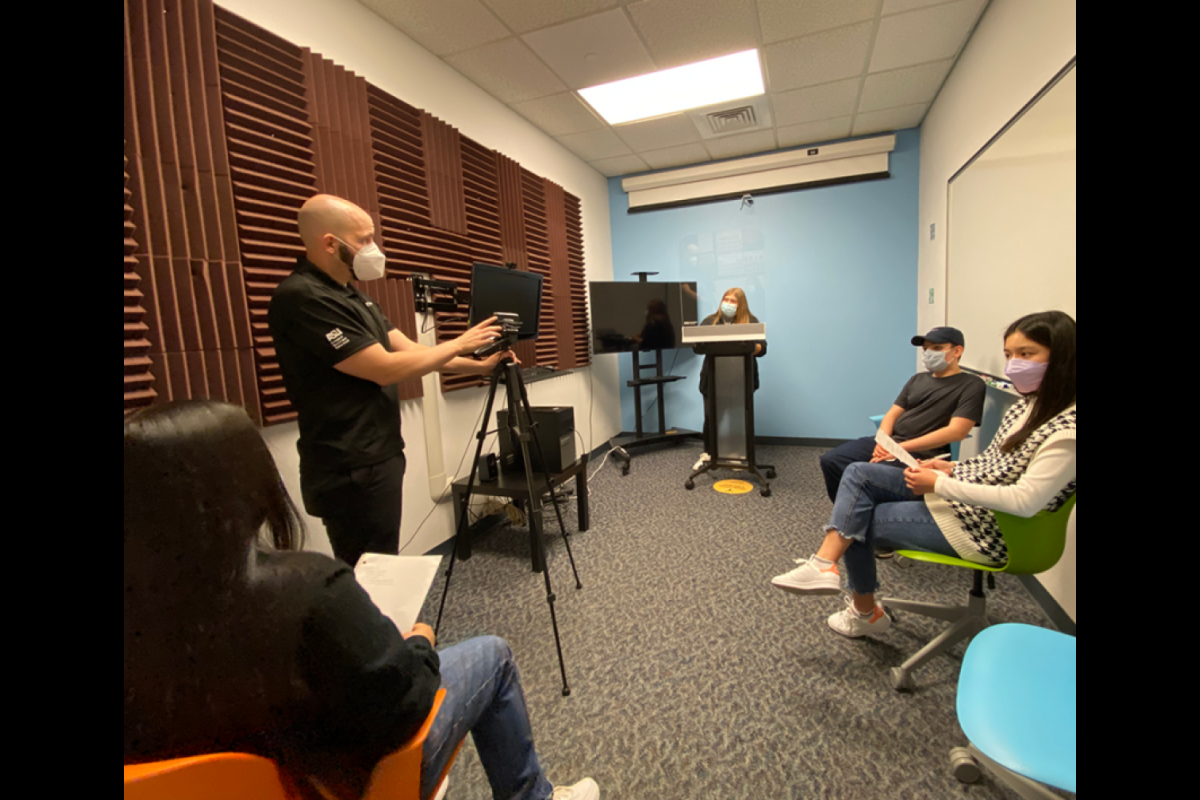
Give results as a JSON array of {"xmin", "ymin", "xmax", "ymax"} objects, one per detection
[
  {"xmin": 707, "ymin": 106, "xmax": 757, "ymax": 134},
  {"xmin": 687, "ymin": 96, "xmax": 773, "ymax": 140}
]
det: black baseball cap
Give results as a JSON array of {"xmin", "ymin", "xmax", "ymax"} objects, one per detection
[{"xmin": 912, "ymin": 327, "xmax": 965, "ymax": 348}]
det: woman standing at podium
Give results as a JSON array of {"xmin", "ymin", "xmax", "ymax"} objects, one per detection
[{"xmin": 697, "ymin": 288, "xmax": 767, "ymax": 463}]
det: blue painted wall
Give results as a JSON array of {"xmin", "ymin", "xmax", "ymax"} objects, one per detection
[{"xmin": 605, "ymin": 128, "xmax": 921, "ymax": 441}]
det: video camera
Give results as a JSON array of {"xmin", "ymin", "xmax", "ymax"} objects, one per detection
[{"xmin": 474, "ymin": 312, "xmax": 522, "ymax": 359}]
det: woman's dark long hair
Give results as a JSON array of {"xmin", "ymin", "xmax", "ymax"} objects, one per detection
[
  {"xmin": 1002, "ymin": 311, "xmax": 1077, "ymax": 453},
  {"xmin": 125, "ymin": 401, "xmax": 305, "ymax": 764}
]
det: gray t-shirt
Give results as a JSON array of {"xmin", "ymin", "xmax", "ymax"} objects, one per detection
[{"xmin": 892, "ymin": 372, "xmax": 986, "ymax": 455}]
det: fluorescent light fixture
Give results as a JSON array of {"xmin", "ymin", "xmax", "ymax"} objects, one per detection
[{"xmin": 579, "ymin": 50, "xmax": 765, "ymax": 126}]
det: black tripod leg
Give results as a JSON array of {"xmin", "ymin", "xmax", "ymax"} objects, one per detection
[
  {"xmin": 513, "ymin": 366, "xmax": 583, "ymax": 591},
  {"xmin": 506, "ymin": 366, "xmax": 572, "ymax": 697},
  {"xmin": 436, "ymin": 369, "xmax": 503, "ymax": 637}
]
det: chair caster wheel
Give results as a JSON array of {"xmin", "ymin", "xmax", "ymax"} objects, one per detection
[
  {"xmin": 891, "ymin": 668, "xmax": 916, "ymax": 693},
  {"xmin": 685, "ymin": 480, "xmax": 695, "ymax": 491},
  {"xmin": 951, "ymin": 748, "xmax": 982, "ymax": 784},
  {"xmin": 766, "ymin": 470, "xmax": 777, "ymax": 480},
  {"xmin": 562, "ymin": 687, "xmax": 573, "ymax": 698},
  {"xmin": 621, "ymin": 468, "xmax": 630, "ymax": 477},
  {"xmin": 761, "ymin": 488, "xmax": 772, "ymax": 498}
]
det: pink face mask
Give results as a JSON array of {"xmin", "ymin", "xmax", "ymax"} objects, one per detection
[{"xmin": 1005, "ymin": 358, "xmax": 1049, "ymax": 394}]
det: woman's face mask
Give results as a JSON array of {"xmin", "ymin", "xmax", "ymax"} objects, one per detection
[
  {"xmin": 1005, "ymin": 358, "xmax": 1050, "ymax": 394},
  {"xmin": 721, "ymin": 302, "xmax": 738, "ymax": 319}
]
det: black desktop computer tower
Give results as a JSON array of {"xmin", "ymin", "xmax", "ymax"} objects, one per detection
[{"xmin": 497, "ymin": 407, "xmax": 576, "ymax": 474}]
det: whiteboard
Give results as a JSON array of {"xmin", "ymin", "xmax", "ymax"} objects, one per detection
[{"xmin": 947, "ymin": 62, "xmax": 1077, "ymax": 377}]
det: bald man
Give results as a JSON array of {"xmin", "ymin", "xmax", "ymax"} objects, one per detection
[{"xmin": 269, "ymin": 195, "xmax": 508, "ymax": 566}]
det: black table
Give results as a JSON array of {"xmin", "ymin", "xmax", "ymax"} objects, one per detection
[{"xmin": 451, "ymin": 454, "xmax": 590, "ymax": 573}]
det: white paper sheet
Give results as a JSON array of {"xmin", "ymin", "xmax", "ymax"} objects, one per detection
[
  {"xmin": 874, "ymin": 430, "xmax": 921, "ymax": 470},
  {"xmin": 354, "ymin": 554, "xmax": 443, "ymax": 632}
]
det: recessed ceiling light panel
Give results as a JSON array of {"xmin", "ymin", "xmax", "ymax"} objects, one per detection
[{"xmin": 579, "ymin": 50, "xmax": 765, "ymax": 126}]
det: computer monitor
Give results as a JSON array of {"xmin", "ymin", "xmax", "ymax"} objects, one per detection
[{"xmin": 468, "ymin": 263, "xmax": 543, "ymax": 341}]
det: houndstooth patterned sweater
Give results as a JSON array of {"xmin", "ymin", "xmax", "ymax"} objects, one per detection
[{"xmin": 926, "ymin": 398, "xmax": 1077, "ymax": 566}]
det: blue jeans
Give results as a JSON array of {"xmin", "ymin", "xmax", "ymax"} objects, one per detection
[
  {"xmin": 421, "ymin": 637, "xmax": 553, "ymax": 800},
  {"xmin": 827, "ymin": 463, "xmax": 959, "ymax": 596},
  {"xmin": 819, "ymin": 437, "xmax": 906, "ymax": 503}
]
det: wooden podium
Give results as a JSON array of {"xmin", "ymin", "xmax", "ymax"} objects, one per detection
[{"xmin": 684, "ymin": 324, "xmax": 776, "ymax": 497}]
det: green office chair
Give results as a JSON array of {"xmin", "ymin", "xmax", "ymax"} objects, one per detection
[{"xmin": 881, "ymin": 495, "xmax": 1076, "ymax": 692}]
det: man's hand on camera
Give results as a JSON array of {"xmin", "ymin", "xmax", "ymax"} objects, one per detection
[{"xmin": 455, "ymin": 317, "xmax": 503, "ymax": 356}]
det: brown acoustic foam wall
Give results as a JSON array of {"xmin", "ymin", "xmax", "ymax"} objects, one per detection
[
  {"xmin": 545, "ymin": 181, "xmax": 576, "ymax": 370},
  {"xmin": 126, "ymin": 0, "xmax": 259, "ymax": 420},
  {"xmin": 564, "ymin": 195, "xmax": 591, "ymax": 369},
  {"xmin": 214, "ymin": 2, "xmax": 318, "ymax": 425},
  {"xmin": 125, "ymin": 148, "xmax": 157, "ymax": 413},
  {"xmin": 521, "ymin": 170, "xmax": 559, "ymax": 370}
]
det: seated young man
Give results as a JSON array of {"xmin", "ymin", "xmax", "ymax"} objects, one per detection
[{"xmin": 820, "ymin": 327, "xmax": 985, "ymax": 503}]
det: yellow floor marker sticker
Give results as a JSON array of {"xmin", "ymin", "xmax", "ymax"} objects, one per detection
[{"xmin": 713, "ymin": 480, "xmax": 755, "ymax": 495}]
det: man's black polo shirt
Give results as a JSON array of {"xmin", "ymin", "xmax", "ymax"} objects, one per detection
[{"xmin": 268, "ymin": 258, "xmax": 404, "ymax": 476}]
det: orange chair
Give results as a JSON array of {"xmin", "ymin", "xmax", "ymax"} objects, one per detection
[{"xmin": 125, "ymin": 690, "xmax": 463, "ymax": 800}]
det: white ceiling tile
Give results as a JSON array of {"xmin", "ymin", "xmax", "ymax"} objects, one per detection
[
  {"xmin": 776, "ymin": 117, "xmax": 853, "ymax": 148},
  {"xmin": 764, "ymin": 22, "xmax": 874, "ymax": 92},
  {"xmin": 772, "ymin": 79, "xmax": 861, "ymax": 126},
  {"xmin": 359, "ymin": 0, "xmax": 509, "ymax": 58},
  {"xmin": 627, "ymin": 0, "xmax": 759, "ymax": 70},
  {"xmin": 859, "ymin": 59, "xmax": 953, "ymax": 112},
  {"xmin": 512, "ymin": 93, "xmax": 607, "ymax": 136},
  {"xmin": 704, "ymin": 130, "xmax": 780, "ymax": 161},
  {"xmin": 758, "ymin": 0, "xmax": 881, "ymax": 45},
  {"xmin": 523, "ymin": 9, "xmax": 658, "ymax": 90},
  {"xmin": 870, "ymin": 0, "xmax": 988, "ymax": 72},
  {"xmin": 612, "ymin": 114, "xmax": 702, "ymax": 151},
  {"xmin": 446, "ymin": 39, "xmax": 568, "ymax": 104},
  {"xmin": 482, "ymin": 0, "xmax": 621, "ymax": 35},
  {"xmin": 853, "ymin": 103, "xmax": 929, "ymax": 135},
  {"xmin": 590, "ymin": 154, "xmax": 651, "ymax": 178},
  {"xmin": 557, "ymin": 128, "xmax": 636, "ymax": 161},
  {"xmin": 640, "ymin": 143, "xmax": 713, "ymax": 170},
  {"xmin": 883, "ymin": 0, "xmax": 957, "ymax": 14}
]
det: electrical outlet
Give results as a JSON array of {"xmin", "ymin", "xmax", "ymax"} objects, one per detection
[
  {"xmin": 929, "ymin": 288, "xmax": 936, "ymax": 305},
  {"xmin": 930, "ymin": 223, "xmax": 937, "ymax": 241}
]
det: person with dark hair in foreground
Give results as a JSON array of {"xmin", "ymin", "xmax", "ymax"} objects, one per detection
[
  {"xmin": 772, "ymin": 312, "xmax": 1077, "ymax": 639},
  {"xmin": 123, "ymin": 400, "xmax": 599, "ymax": 800}
]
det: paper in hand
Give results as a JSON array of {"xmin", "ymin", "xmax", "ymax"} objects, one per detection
[
  {"xmin": 875, "ymin": 430, "xmax": 921, "ymax": 470},
  {"xmin": 354, "ymin": 554, "xmax": 443, "ymax": 632}
]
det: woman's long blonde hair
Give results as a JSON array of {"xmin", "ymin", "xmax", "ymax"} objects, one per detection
[{"xmin": 714, "ymin": 288, "xmax": 753, "ymax": 325}]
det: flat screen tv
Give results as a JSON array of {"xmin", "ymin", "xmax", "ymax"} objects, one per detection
[
  {"xmin": 468, "ymin": 263, "xmax": 543, "ymax": 340},
  {"xmin": 589, "ymin": 282, "xmax": 698, "ymax": 354}
]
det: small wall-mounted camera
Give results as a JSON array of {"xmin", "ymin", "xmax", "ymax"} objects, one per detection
[{"xmin": 741, "ymin": 194, "xmax": 755, "ymax": 210}]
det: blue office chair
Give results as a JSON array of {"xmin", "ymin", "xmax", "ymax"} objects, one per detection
[{"xmin": 952, "ymin": 624, "xmax": 1076, "ymax": 799}]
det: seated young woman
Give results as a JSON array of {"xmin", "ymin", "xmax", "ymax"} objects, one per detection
[
  {"xmin": 770, "ymin": 311, "xmax": 1077, "ymax": 638},
  {"xmin": 124, "ymin": 400, "xmax": 599, "ymax": 800}
]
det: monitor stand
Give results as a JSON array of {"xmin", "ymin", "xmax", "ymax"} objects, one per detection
[{"xmin": 609, "ymin": 349, "xmax": 701, "ymax": 477}]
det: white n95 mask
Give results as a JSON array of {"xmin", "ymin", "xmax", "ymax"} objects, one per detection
[
  {"xmin": 336, "ymin": 238, "xmax": 388, "ymax": 282},
  {"xmin": 349, "ymin": 243, "xmax": 387, "ymax": 282}
]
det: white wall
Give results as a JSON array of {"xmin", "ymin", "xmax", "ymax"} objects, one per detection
[
  {"xmin": 219, "ymin": 0, "xmax": 620, "ymax": 557},
  {"xmin": 918, "ymin": 0, "xmax": 1077, "ymax": 621}
]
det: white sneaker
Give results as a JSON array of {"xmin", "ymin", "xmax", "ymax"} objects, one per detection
[
  {"xmin": 553, "ymin": 778, "xmax": 600, "ymax": 800},
  {"xmin": 771, "ymin": 557, "xmax": 843, "ymax": 596},
  {"xmin": 828, "ymin": 597, "xmax": 893, "ymax": 639}
]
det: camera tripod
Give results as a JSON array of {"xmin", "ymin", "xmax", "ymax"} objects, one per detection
[{"xmin": 435, "ymin": 356, "xmax": 583, "ymax": 697}]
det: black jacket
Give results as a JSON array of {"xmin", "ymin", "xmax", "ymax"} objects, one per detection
[
  {"xmin": 698, "ymin": 314, "xmax": 768, "ymax": 395},
  {"xmin": 124, "ymin": 551, "xmax": 440, "ymax": 792}
]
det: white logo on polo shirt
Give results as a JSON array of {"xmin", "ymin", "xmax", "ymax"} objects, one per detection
[{"xmin": 326, "ymin": 328, "xmax": 351, "ymax": 350}]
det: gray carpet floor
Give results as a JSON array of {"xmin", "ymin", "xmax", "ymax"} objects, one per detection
[{"xmin": 420, "ymin": 443, "xmax": 1072, "ymax": 800}]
